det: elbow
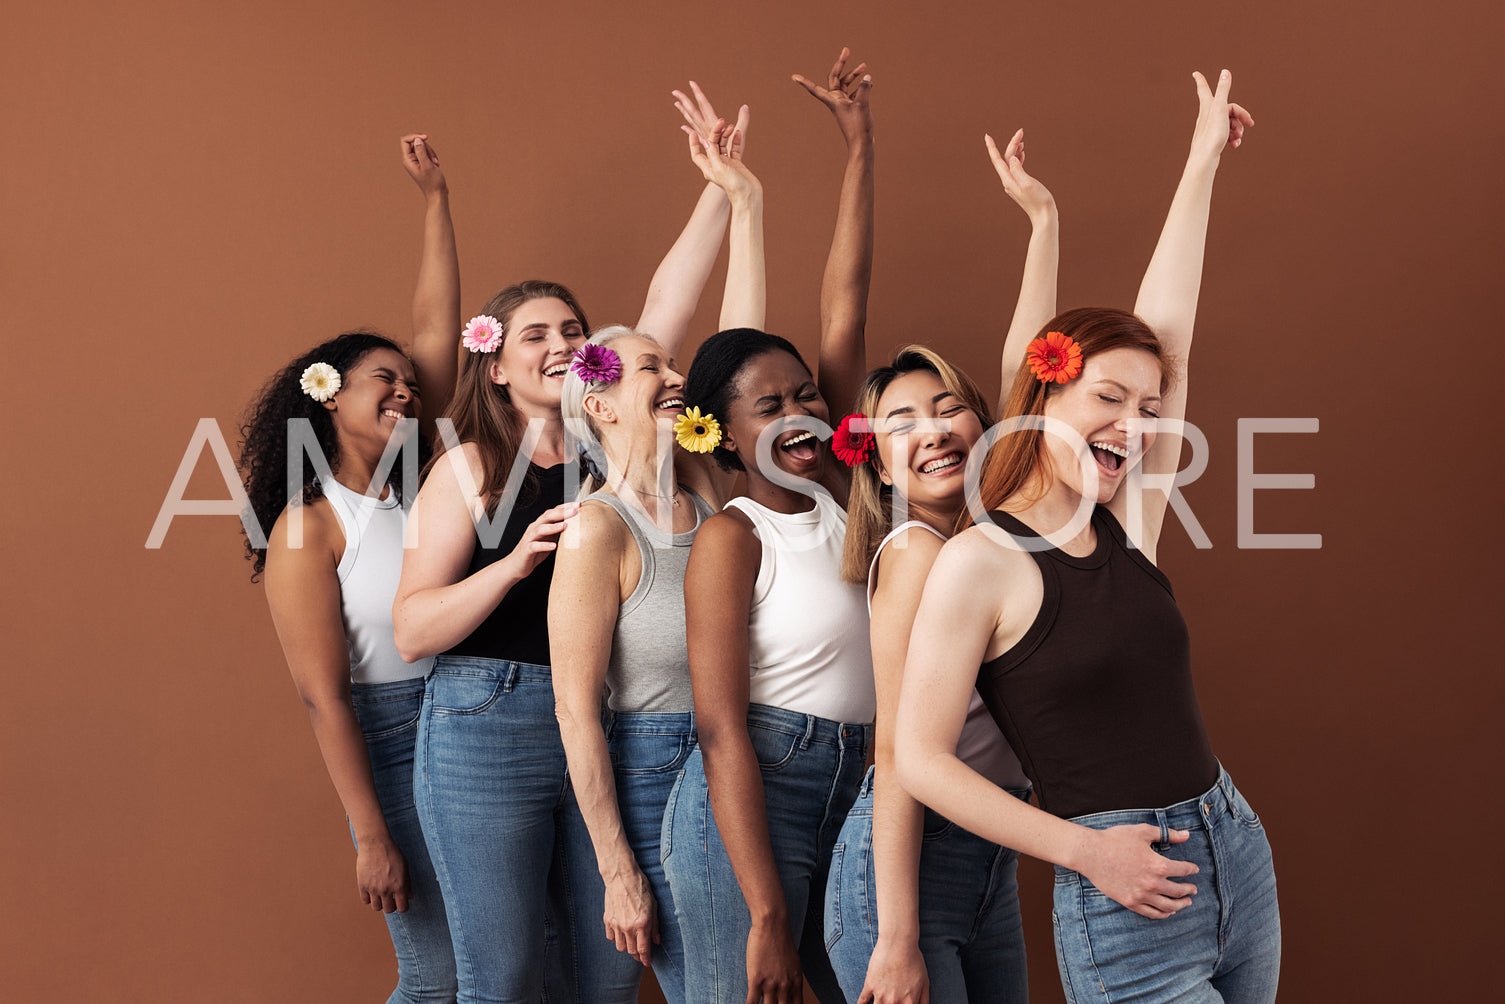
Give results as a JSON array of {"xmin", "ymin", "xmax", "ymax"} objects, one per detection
[{"xmin": 391, "ymin": 600, "xmax": 435, "ymax": 664}]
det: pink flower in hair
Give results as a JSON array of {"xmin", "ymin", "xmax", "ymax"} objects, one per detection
[
  {"xmin": 462, "ymin": 315, "xmax": 504, "ymax": 354},
  {"xmin": 569, "ymin": 343, "xmax": 623, "ymax": 385}
]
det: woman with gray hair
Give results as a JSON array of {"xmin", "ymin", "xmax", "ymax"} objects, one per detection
[{"xmin": 547, "ymin": 122, "xmax": 759, "ymax": 1003}]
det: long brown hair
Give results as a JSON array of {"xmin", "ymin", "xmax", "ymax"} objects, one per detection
[
  {"xmin": 434, "ymin": 280, "xmax": 590, "ymax": 514},
  {"xmin": 841, "ymin": 345, "xmax": 993, "ymax": 583},
  {"xmin": 967, "ymin": 307, "xmax": 1172, "ymax": 526}
]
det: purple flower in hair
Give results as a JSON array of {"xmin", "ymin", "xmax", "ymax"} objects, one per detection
[{"xmin": 569, "ymin": 343, "xmax": 623, "ymax": 385}]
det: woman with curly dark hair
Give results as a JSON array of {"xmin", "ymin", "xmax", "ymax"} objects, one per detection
[{"xmin": 240, "ymin": 134, "xmax": 461, "ymax": 1002}]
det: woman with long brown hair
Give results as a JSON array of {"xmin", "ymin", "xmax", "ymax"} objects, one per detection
[
  {"xmin": 391, "ymin": 89, "xmax": 753, "ymax": 1003},
  {"xmin": 895, "ymin": 71, "xmax": 1278, "ymax": 1004}
]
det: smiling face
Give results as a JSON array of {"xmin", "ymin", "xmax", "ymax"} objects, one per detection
[
  {"xmin": 585, "ymin": 334, "xmax": 688, "ymax": 454},
  {"xmin": 326, "ymin": 347, "xmax": 422, "ymax": 461},
  {"xmin": 1040, "ymin": 346, "xmax": 1163, "ymax": 504},
  {"xmin": 871, "ymin": 369, "xmax": 986, "ymax": 517},
  {"xmin": 490, "ymin": 297, "xmax": 587, "ymax": 413},
  {"xmin": 720, "ymin": 349, "xmax": 830, "ymax": 483}
]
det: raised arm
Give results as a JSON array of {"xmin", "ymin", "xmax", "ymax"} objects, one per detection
[
  {"xmin": 637, "ymin": 85, "xmax": 752, "ymax": 357},
  {"xmin": 264, "ymin": 505, "xmax": 409, "ymax": 915},
  {"xmin": 400, "ymin": 134, "xmax": 461, "ymax": 424},
  {"xmin": 685, "ymin": 514, "xmax": 803, "ymax": 1002},
  {"xmin": 392, "ymin": 444, "xmax": 578, "ymax": 661},
  {"xmin": 985, "ymin": 128, "xmax": 1060, "ymax": 396},
  {"xmin": 1121, "ymin": 69, "xmax": 1251, "ymax": 550},
  {"xmin": 679, "ymin": 113, "xmax": 765, "ymax": 331},
  {"xmin": 549, "ymin": 504, "xmax": 658, "ymax": 966},
  {"xmin": 894, "ymin": 530, "xmax": 1200, "ymax": 921},
  {"xmin": 794, "ymin": 48, "xmax": 874, "ymax": 416}
]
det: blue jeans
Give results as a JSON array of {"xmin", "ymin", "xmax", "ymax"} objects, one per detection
[
  {"xmin": 1052, "ymin": 767, "xmax": 1280, "ymax": 1003},
  {"xmin": 594, "ymin": 711, "xmax": 698, "ymax": 1004},
  {"xmin": 825, "ymin": 766, "xmax": 1029, "ymax": 1003},
  {"xmin": 351, "ymin": 678, "xmax": 458, "ymax": 1004},
  {"xmin": 661, "ymin": 704, "xmax": 871, "ymax": 1004},
  {"xmin": 414, "ymin": 656, "xmax": 636, "ymax": 1004}
]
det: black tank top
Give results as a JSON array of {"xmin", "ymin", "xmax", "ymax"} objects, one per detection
[
  {"xmin": 976, "ymin": 506, "xmax": 1217, "ymax": 819},
  {"xmin": 446, "ymin": 463, "xmax": 567, "ymax": 666}
]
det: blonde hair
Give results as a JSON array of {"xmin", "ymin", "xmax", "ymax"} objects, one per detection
[{"xmin": 841, "ymin": 345, "xmax": 994, "ymax": 583}]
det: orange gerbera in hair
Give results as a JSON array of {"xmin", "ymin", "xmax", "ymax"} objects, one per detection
[{"xmin": 1026, "ymin": 331, "xmax": 1083, "ymax": 384}]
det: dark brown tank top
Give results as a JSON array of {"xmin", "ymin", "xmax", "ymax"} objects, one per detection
[{"xmin": 976, "ymin": 506, "xmax": 1217, "ymax": 819}]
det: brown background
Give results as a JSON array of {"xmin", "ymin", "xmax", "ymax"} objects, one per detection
[{"xmin": 4, "ymin": 0, "xmax": 1501, "ymax": 1000}]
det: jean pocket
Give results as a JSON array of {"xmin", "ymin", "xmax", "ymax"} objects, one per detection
[
  {"xmin": 427, "ymin": 671, "xmax": 505, "ymax": 715},
  {"xmin": 749, "ymin": 726, "xmax": 801, "ymax": 774},
  {"xmin": 1229, "ymin": 787, "xmax": 1263, "ymax": 830},
  {"xmin": 610, "ymin": 730, "xmax": 691, "ymax": 775},
  {"xmin": 659, "ymin": 768, "xmax": 686, "ymax": 865},
  {"xmin": 359, "ymin": 707, "xmax": 421, "ymax": 742},
  {"xmin": 824, "ymin": 843, "xmax": 845, "ymax": 951},
  {"xmin": 920, "ymin": 807, "xmax": 957, "ymax": 843}
]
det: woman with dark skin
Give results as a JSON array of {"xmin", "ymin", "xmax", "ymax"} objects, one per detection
[{"xmin": 242, "ymin": 135, "xmax": 461, "ymax": 1002}]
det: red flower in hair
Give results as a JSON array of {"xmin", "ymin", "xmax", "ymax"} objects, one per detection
[
  {"xmin": 832, "ymin": 414, "xmax": 875, "ymax": 467},
  {"xmin": 1026, "ymin": 331, "xmax": 1083, "ymax": 384}
]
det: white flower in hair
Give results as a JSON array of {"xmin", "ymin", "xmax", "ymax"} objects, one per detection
[{"xmin": 300, "ymin": 362, "xmax": 342, "ymax": 402}]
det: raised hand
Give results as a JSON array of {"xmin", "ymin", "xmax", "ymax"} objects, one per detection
[
  {"xmin": 1190, "ymin": 69, "xmax": 1254, "ymax": 164},
  {"xmin": 1081, "ymin": 824, "xmax": 1200, "ymax": 919},
  {"xmin": 683, "ymin": 116, "xmax": 760, "ymax": 205},
  {"xmin": 673, "ymin": 80, "xmax": 751, "ymax": 158},
  {"xmin": 400, "ymin": 133, "xmax": 447, "ymax": 198},
  {"xmin": 985, "ymin": 128, "xmax": 1056, "ymax": 226},
  {"xmin": 792, "ymin": 47, "xmax": 873, "ymax": 146}
]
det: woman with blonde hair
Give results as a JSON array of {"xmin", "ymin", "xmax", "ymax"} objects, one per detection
[{"xmin": 895, "ymin": 71, "xmax": 1277, "ymax": 1004}]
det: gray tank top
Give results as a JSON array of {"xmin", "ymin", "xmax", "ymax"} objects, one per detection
[{"xmin": 583, "ymin": 488, "xmax": 714, "ymax": 713}]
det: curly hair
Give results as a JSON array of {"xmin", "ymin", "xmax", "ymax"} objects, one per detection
[
  {"xmin": 683, "ymin": 327, "xmax": 810, "ymax": 472},
  {"xmin": 238, "ymin": 330, "xmax": 429, "ymax": 579}
]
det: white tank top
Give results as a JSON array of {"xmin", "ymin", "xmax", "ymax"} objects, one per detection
[
  {"xmin": 868, "ymin": 521, "xmax": 1028, "ymax": 791},
  {"xmin": 725, "ymin": 493, "xmax": 876, "ymax": 725},
  {"xmin": 322, "ymin": 478, "xmax": 433, "ymax": 685}
]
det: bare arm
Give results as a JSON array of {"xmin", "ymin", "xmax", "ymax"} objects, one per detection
[
  {"xmin": 1119, "ymin": 70, "xmax": 1252, "ymax": 552},
  {"xmin": 685, "ymin": 513, "xmax": 803, "ymax": 1004},
  {"xmin": 392, "ymin": 444, "xmax": 577, "ymax": 661},
  {"xmin": 638, "ymin": 85, "xmax": 752, "ymax": 357},
  {"xmin": 985, "ymin": 129, "xmax": 1060, "ymax": 396},
  {"xmin": 860, "ymin": 530, "xmax": 946, "ymax": 1003},
  {"xmin": 680, "ymin": 115, "xmax": 765, "ymax": 332},
  {"xmin": 400, "ymin": 134, "xmax": 461, "ymax": 423},
  {"xmin": 894, "ymin": 529, "xmax": 1200, "ymax": 920},
  {"xmin": 550, "ymin": 503, "xmax": 657, "ymax": 966},
  {"xmin": 794, "ymin": 48, "xmax": 874, "ymax": 416},
  {"xmin": 263, "ymin": 503, "xmax": 408, "ymax": 915}
]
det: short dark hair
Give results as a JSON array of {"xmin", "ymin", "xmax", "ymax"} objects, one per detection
[{"xmin": 683, "ymin": 327, "xmax": 810, "ymax": 472}]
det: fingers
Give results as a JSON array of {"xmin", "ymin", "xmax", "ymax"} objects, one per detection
[
  {"xmin": 1003, "ymin": 127, "xmax": 1024, "ymax": 164},
  {"xmin": 733, "ymin": 103, "xmax": 751, "ymax": 145},
  {"xmin": 828, "ymin": 46, "xmax": 851, "ymax": 89},
  {"xmin": 689, "ymin": 80, "xmax": 717, "ymax": 127},
  {"xmin": 417, "ymin": 136, "xmax": 439, "ymax": 167},
  {"xmin": 1166, "ymin": 826, "xmax": 1191, "ymax": 844},
  {"xmin": 394, "ymin": 890, "xmax": 410, "ymax": 913},
  {"xmin": 852, "ymin": 73, "xmax": 873, "ymax": 104},
  {"xmin": 791, "ymin": 73, "xmax": 823, "ymax": 99},
  {"xmin": 1192, "ymin": 70, "xmax": 1212, "ymax": 106},
  {"xmin": 1214, "ymin": 67, "xmax": 1232, "ymax": 104},
  {"xmin": 632, "ymin": 924, "xmax": 652, "ymax": 966}
]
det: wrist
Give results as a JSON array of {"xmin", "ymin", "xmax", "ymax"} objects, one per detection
[
  {"xmin": 874, "ymin": 923, "xmax": 921, "ymax": 947},
  {"xmin": 352, "ymin": 822, "xmax": 395, "ymax": 847},
  {"xmin": 1060, "ymin": 824, "xmax": 1099, "ymax": 874},
  {"xmin": 729, "ymin": 188, "xmax": 764, "ymax": 213},
  {"xmin": 749, "ymin": 903, "xmax": 789, "ymax": 930},
  {"xmin": 1028, "ymin": 203, "xmax": 1059, "ymax": 230}
]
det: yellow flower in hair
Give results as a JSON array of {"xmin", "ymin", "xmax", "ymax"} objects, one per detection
[{"xmin": 673, "ymin": 407, "xmax": 722, "ymax": 453}]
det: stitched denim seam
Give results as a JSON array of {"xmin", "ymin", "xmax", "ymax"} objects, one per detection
[
  {"xmin": 427, "ymin": 676, "xmax": 505, "ymax": 716},
  {"xmin": 360, "ymin": 710, "xmax": 422, "ymax": 741},
  {"xmin": 1073, "ymin": 877, "xmax": 1113, "ymax": 1002},
  {"xmin": 825, "ymin": 843, "xmax": 845, "ymax": 951}
]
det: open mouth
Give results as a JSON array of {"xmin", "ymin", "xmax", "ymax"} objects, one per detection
[
  {"xmin": 656, "ymin": 396, "xmax": 685, "ymax": 413},
  {"xmin": 918, "ymin": 452, "xmax": 964, "ymax": 476},
  {"xmin": 1090, "ymin": 441, "xmax": 1128, "ymax": 475},
  {"xmin": 778, "ymin": 430, "xmax": 820, "ymax": 464},
  {"xmin": 543, "ymin": 362, "xmax": 570, "ymax": 379},
  {"xmin": 381, "ymin": 408, "xmax": 411, "ymax": 421}
]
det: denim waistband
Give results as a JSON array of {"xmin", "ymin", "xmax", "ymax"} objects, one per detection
[
  {"xmin": 1065, "ymin": 765, "xmax": 1237, "ymax": 836},
  {"xmin": 349, "ymin": 676, "xmax": 428, "ymax": 705},
  {"xmin": 431, "ymin": 654, "xmax": 553, "ymax": 686},
  {"xmin": 747, "ymin": 702, "xmax": 872, "ymax": 751},
  {"xmin": 606, "ymin": 710, "xmax": 696, "ymax": 737}
]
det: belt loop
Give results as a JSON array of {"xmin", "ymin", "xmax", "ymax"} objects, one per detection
[
  {"xmin": 1218, "ymin": 767, "xmax": 1236, "ymax": 807},
  {"xmin": 799, "ymin": 714, "xmax": 815, "ymax": 750},
  {"xmin": 502, "ymin": 661, "xmax": 519, "ymax": 693},
  {"xmin": 1155, "ymin": 809, "xmax": 1169, "ymax": 848}
]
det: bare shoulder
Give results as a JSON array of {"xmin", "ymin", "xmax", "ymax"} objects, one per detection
[
  {"xmin": 267, "ymin": 495, "xmax": 342, "ymax": 563},
  {"xmin": 694, "ymin": 507, "xmax": 760, "ymax": 557},
  {"xmin": 872, "ymin": 526, "xmax": 946, "ymax": 592}
]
